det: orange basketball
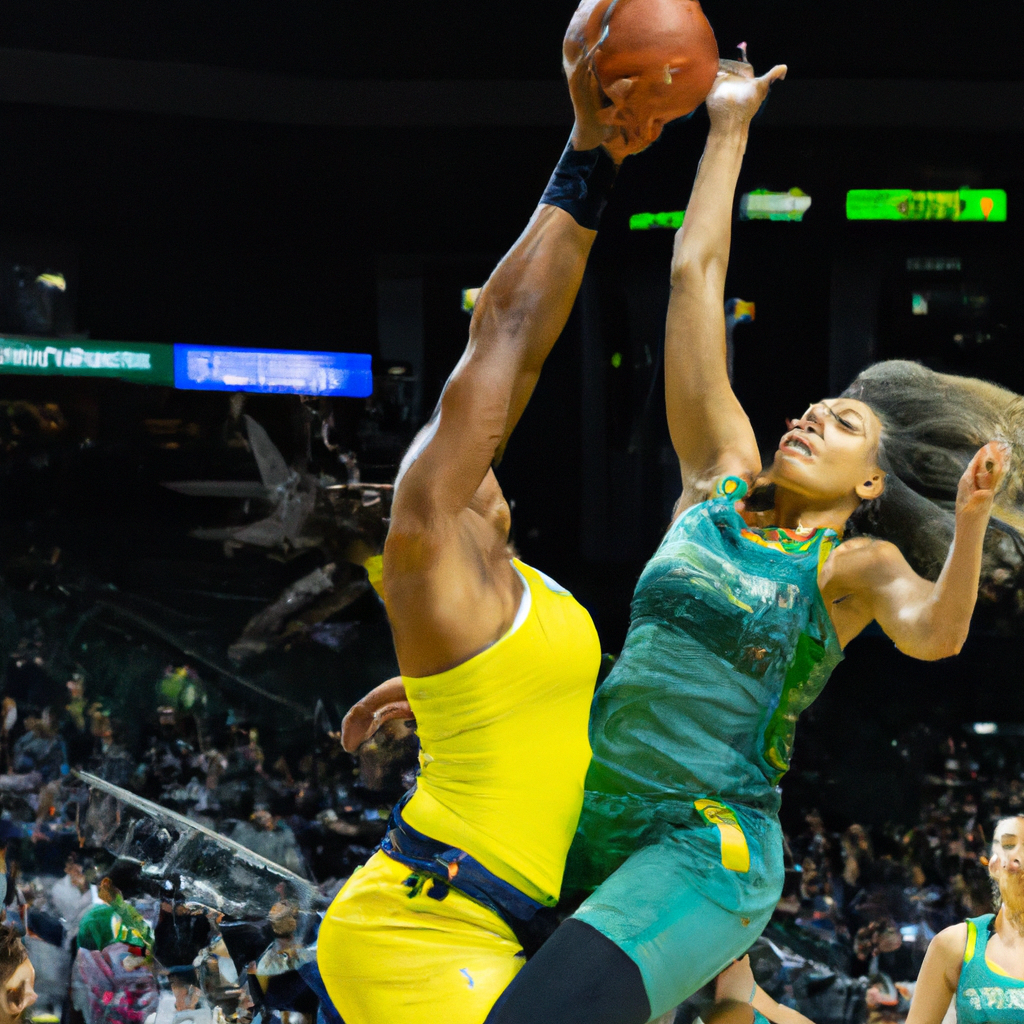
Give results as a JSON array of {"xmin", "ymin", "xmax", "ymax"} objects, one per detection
[{"xmin": 565, "ymin": 0, "xmax": 719, "ymax": 151}]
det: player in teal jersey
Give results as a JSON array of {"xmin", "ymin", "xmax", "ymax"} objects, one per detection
[
  {"xmin": 905, "ymin": 816, "xmax": 1024, "ymax": 1024},
  {"xmin": 485, "ymin": 57, "xmax": 1021, "ymax": 1024}
]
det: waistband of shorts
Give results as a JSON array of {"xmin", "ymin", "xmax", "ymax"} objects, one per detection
[{"xmin": 380, "ymin": 789, "xmax": 548, "ymax": 926}]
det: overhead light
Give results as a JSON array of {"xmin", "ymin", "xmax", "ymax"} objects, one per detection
[
  {"xmin": 35, "ymin": 273, "xmax": 67, "ymax": 291},
  {"xmin": 629, "ymin": 211, "xmax": 685, "ymax": 231},
  {"xmin": 739, "ymin": 189, "xmax": 812, "ymax": 222},
  {"xmin": 972, "ymin": 722, "xmax": 997, "ymax": 735},
  {"xmin": 846, "ymin": 188, "xmax": 1007, "ymax": 222},
  {"xmin": 906, "ymin": 257, "xmax": 961, "ymax": 272}
]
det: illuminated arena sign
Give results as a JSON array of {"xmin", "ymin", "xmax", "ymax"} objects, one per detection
[
  {"xmin": 846, "ymin": 189, "xmax": 1007, "ymax": 222},
  {"xmin": 174, "ymin": 346, "xmax": 372, "ymax": 397},
  {"xmin": 739, "ymin": 189, "xmax": 812, "ymax": 222},
  {"xmin": 0, "ymin": 336, "xmax": 373, "ymax": 397},
  {"xmin": 0, "ymin": 337, "xmax": 172, "ymax": 383},
  {"xmin": 629, "ymin": 210, "xmax": 686, "ymax": 230}
]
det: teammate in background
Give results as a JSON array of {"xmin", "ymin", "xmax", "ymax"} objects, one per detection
[{"xmin": 905, "ymin": 815, "xmax": 1024, "ymax": 1024}]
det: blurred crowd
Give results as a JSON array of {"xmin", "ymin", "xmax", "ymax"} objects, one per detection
[
  {"xmin": 756, "ymin": 736, "xmax": 1014, "ymax": 1024},
  {"xmin": 0, "ymin": 656, "xmax": 1016, "ymax": 1024}
]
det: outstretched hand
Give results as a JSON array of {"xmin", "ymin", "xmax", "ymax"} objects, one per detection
[
  {"xmin": 715, "ymin": 955, "xmax": 755, "ymax": 1003},
  {"xmin": 565, "ymin": 39, "xmax": 611, "ymax": 154},
  {"xmin": 956, "ymin": 440, "xmax": 1010, "ymax": 518},
  {"xmin": 706, "ymin": 58, "xmax": 787, "ymax": 134},
  {"xmin": 341, "ymin": 677, "xmax": 415, "ymax": 753},
  {"xmin": 563, "ymin": 17, "xmax": 649, "ymax": 163}
]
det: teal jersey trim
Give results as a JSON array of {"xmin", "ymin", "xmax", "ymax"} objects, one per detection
[{"xmin": 958, "ymin": 915, "xmax": 1024, "ymax": 1022}]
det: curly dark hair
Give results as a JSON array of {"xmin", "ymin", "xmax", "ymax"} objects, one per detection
[
  {"xmin": 841, "ymin": 361, "xmax": 1024, "ymax": 622},
  {"xmin": 0, "ymin": 925, "xmax": 26, "ymax": 987}
]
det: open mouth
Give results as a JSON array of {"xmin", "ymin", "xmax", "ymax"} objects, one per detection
[{"xmin": 783, "ymin": 436, "xmax": 814, "ymax": 457}]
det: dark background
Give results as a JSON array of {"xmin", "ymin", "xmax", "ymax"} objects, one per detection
[{"xmin": 0, "ymin": 1, "xmax": 1021, "ymax": 831}]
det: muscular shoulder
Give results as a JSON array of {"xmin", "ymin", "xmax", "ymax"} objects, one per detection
[
  {"xmin": 930, "ymin": 922, "xmax": 969, "ymax": 985},
  {"xmin": 934, "ymin": 921, "xmax": 969, "ymax": 958},
  {"xmin": 822, "ymin": 536, "xmax": 905, "ymax": 592}
]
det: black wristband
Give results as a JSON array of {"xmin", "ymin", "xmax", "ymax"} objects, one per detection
[{"xmin": 540, "ymin": 139, "xmax": 619, "ymax": 231}]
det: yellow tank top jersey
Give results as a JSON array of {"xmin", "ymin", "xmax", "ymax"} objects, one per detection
[{"xmin": 401, "ymin": 558, "xmax": 601, "ymax": 905}]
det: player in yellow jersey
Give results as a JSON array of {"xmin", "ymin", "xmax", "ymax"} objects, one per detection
[{"xmin": 313, "ymin": 17, "xmax": 691, "ymax": 1024}]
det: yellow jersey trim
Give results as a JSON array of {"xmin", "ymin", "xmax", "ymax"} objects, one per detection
[{"xmin": 695, "ymin": 799, "xmax": 751, "ymax": 873}]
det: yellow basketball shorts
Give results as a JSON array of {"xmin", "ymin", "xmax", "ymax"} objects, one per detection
[{"xmin": 317, "ymin": 851, "xmax": 526, "ymax": 1024}]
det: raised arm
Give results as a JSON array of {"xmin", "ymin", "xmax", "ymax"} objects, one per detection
[
  {"xmin": 827, "ymin": 441, "xmax": 1009, "ymax": 658},
  {"xmin": 665, "ymin": 61, "xmax": 786, "ymax": 506},
  {"xmin": 392, "ymin": 203, "xmax": 597, "ymax": 521},
  {"xmin": 391, "ymin": 51, "xmax": 629, "ymax": 526},
  {"xmin": 384, "ymin": 52, "xmax": 645, "ymax": 676}
]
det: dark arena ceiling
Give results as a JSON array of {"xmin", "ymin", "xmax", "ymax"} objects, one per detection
[{"xmin": 0, "ymin": 0, "xmax": 1019, "ymax": 82}]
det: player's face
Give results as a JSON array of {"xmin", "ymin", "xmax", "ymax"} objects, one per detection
[
  {"xmin": 990, "ymin": 818, "xmax": 1024, "ymax": 907},
  {"xmin": 769, "ymin": 398, "xmax": 885, "ymax": 509}
]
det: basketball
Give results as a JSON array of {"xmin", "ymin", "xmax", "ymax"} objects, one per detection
[{"xmin": 565, "ymin": 0, "xmax": 720, "ymax": 151}]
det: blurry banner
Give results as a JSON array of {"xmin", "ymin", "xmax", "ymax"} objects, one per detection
[
  {"xmin": 0, "ymin": 335, "xmax": 172, "ymax": 383},
  {"xmin": 174, "ymin": 345, "xmax": 373, "ymax": 397},
  {"xmin": 846, "ymin": 188, "xmax": 1007, "ymax": 222},
  {"xmin": 629, "ymin": 210, "xmax": 686, "ymax": 231},
  {"xmin": 739, "ymin": 189, "xmax": 812, "ymax": 222},
  {"xmin": 0, "ymin": 335, "xmax": 374, "ymax": 397}
]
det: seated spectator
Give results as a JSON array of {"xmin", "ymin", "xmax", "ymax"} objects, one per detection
[
  {"xmin": 225, "ymin": 807, "xmax": 309, "ymax": 878},
  {"xmin": 0, "ymin": 925, "xmax": 37, "ymax": 1024},
  {"xmin": 49, "ymin": 855, "xmax": 95, "ymax": 948},
  {"xmin": 77, "ymin": 873, "xmax": 153, "ymax": 954},
  {"xmin": 13, "ymin": 710, "xmax": 66, "ymax": 784}
]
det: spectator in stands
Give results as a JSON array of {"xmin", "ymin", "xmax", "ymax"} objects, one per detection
[{"xmin": 0, "ymin": 925, "xmax": 37, "ymax": 1024}]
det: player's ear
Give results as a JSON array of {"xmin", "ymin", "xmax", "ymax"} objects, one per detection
[{"xmin": 855, "ymin": 470, "xmax": 885, "ymax": 501}]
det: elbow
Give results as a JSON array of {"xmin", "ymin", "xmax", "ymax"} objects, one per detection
[
  {"xmin": 945, "ymin": 631, "xmax": 969, "ymax": 658},
  {"xmin": 929, "ymin": 642, "xmax": 964, "ymax": 662},
  {"xmin": 918, "ymin": 630, "xmax": 968, "ymax": 662},
  {"xmin": 669, "ymin": 254, "xmax": 726, "ymax": 291},
  {"xmin": 933, "ymin": 606, "xmax": 975, "ymax": 659}
]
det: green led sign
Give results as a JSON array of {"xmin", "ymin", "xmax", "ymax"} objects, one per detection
[
  {"xmin": 846, "ymin": 189, "xmax": 1007, "ymax": 222},
  {"xmin": 629, "ymin": 210, "xmax": 686, "ymax": 231},
  {"xmin": 0, "ymin": 336, "xmax": 173, "ymax": 384},
  {"xmin": 739, "ymin": 188, "xmax": 812, "ymax": 222}
]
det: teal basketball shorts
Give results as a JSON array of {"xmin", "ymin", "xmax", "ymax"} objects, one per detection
[{"xmin": 571, "ymin": 799, "xmax": 785, "ymax": 1021}]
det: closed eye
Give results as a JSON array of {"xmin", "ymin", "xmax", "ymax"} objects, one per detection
[{"xmin": 826, "ymin": 407, "xmax": 860, "ymax": 432}]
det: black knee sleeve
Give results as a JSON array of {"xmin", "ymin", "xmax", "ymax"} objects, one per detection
[{"xmin": 484, "ymin": 918, "xmax": 651, "ymax": 1024}]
